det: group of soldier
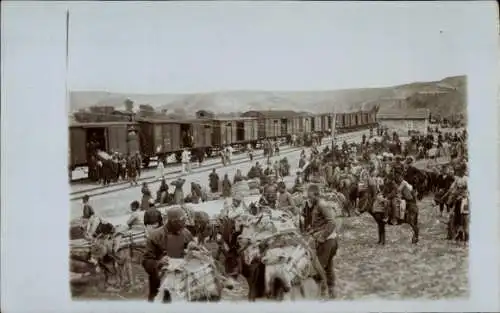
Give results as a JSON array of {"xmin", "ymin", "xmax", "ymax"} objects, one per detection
[
  {"xmin": 77, "ymin": 123, "xmax": 468, "ymax": 302},
  {"xmin": 86, "ymin": 150, "xmax": 143, "ymax": 186}
]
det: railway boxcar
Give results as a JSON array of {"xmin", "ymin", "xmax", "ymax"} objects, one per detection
[
  {"xmin": 137, "ymin": 118, "xmax": 212, "ymax": 164},
  {"xmin": 211, "ymin": 117, "xmax": 258, "ymax": 147},
  {"xmin": 303, "ymin": 115, "xmax": 313, "ymax": 133},
  {"xmin": 321, "ymin": 114, "xmax": 330, "ymax": 132},
  {"xmin": 336, "ymin": 114, "xmax": 344, "ymax": 130},
  {"xmin": 68, "ymin": 121, "xmax": 139, "ymax": 169},
  {"xmin": 137, "ymin": 119, "xmax": 181, "ymax": 164},
  {"xmin": 241, "ymin": 110, "xmax": 300, "ymax": 140},
  {"xmin": 313, "ymin": 115, "xmax": 323, "ymax": 132}
]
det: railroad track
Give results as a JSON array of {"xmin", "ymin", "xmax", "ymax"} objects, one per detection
[
  {"xmin": 70, "ymin": 130, "xmax": 369, "ymax": 201},
  {"xmin": 70, "ymin": 144, "xmax": 303, "ymax": 196}
]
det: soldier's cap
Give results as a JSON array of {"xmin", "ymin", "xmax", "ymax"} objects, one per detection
[
  {"xmin": 82, "ymin": 194, "xmax": 90, "ymax": 201},
  {"xmin": 167, "ymin": 207, "xmax": 186, "ymax": 221}
]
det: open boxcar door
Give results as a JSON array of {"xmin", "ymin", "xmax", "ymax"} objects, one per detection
[{"xmin": 69, "ymin": 127, "xmax": 87, "ymax": 168}]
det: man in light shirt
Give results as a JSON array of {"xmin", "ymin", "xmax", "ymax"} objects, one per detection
[{"xmin": 181, "ymin": 149, "xmax": 190, "ymax": 174}]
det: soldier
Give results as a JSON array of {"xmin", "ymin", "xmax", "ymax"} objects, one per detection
[
  {"xmin": 277, "ymin": 181, "xmax": 295, "ymax": 214},
  {"xmin": 258, "ymin": 184, "xmax": 278, "ymax": 209},
  {"xmin": 209, "ymin": 169, "xmax": 220, "ymax": 193},
  {"xmin": 190, "ymin": 182, "xmax": 203, "ymax": 204},
  {"xmin": 142, "ymin": 208, "xmax": 194, "ymax": 301},
  {"xmin": 304, "ymin": 184, "xmax": 338, "ymax": 298},
  {"xmin": 221, "ymin": 174, "xmax": 232, "ymax": 198},
  {"xmin": 171, "ymin": 178, "xmax": 186, "ymax": 205},
  {"xmin": 82, "ymin": 195, "xmax": 94, "ymax": 219},
  {"xmin": 292, "ymin": 169, "xmax": 304, "ymax": 194}
]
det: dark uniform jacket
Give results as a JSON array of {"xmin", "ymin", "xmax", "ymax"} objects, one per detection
[{"xmin": 143, "ymin": 226, "xmax": 194, "ymax": 273}]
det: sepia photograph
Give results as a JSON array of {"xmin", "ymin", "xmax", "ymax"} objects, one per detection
[
  {"xmin": 2, "ymin": 1, "xmax": 499, "ymax": 312},
  {"xmin": 66, "ymin": 3, "xmax": 469, "ymax": 303}
]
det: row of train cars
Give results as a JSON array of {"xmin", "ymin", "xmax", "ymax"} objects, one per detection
[{"xmin": 69, "ymin": 108, "xmax": 378, "ymax": 170}]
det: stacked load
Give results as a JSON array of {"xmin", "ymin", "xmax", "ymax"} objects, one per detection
[
  {"xmin": 237, "ymin": 211, "xmax": 327, "ymax": 295},
  {"xmin": 70, "ymin": 228, "xmax": 147, "ymax": 258},
  {"xmin": 247, "ymin": 178, "xmax": 260, "ymax": 190},
  {"xmin": 154, "ymin": 242, "xmax": 224, "ymax": 302}
]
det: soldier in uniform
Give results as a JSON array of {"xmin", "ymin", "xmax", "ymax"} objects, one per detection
[
  {"xmin": 277, "ymin": 181, "xmax": 296, "ymax": 214},
  {"xmin": 142, "ymin": 208, "xmax": 194, "ymax": 302},
  {"xmin": 82, "ymin": 194, "xmax": 94, "ymax": 219},
  {"xmin": 171, "ymin": 178, "xmax": 186, "ymax": 205},
  {"xmin": 304, "ymin": 184, "xmax": 338, "ymax": 298},
  {"xmin": 221, "ymin": 174, "xmax": 232, "ymax": 198},
  {"xmin": 209, "ymin": 169, "xmax": 220, "ymax": 193},
  {"xmin": 258, "ymin": 184, "xmax": 278, "ymax": 209}
]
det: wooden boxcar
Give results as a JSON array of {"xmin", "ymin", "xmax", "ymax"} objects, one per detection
[
  {"xmin": 241, "ymin": 110, "xmax": 300, "ymax": 140},
  {"xmin": 211, "ymin": 117, "xmax": 259, "ymax": 147},
  {"xmin": 137, "ymin": 118, "xmax": 212, "ymax": 163},
  {"xmin": 313, "ymin": 115, "xmax": 322, "ymax": 132},
  {"xmin": 138, "ymin": 119, "xmax": 181, "ymax": 162},
  {"xmin": 69, "ymin": 121, "xmax": 139, "ymax": 169}
]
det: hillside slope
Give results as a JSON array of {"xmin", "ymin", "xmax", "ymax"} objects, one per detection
[{"xmin": 70, "ymin": 75, "xmax": 466, "ymax": 117}]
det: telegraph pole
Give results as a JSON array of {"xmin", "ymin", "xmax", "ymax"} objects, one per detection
[{"xmin": 331, "ymin": 113, "xmax": 337, "ymax": 163}]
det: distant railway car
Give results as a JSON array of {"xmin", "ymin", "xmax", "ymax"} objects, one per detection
[
  {"xmin": 336, "ymin": 114, "xmax": 343, "ymax": 130},
  {"xmin": 68, "ymin": 121, "xmax": 139, "ymax": 169},
  {"xmin": 137, "ymin": 118, "xmax": 212, "ymax": 164},
  {"xmin": 313, "ymin": 115, "xmax": 322, "ymax": 132},
  {"xmin": 138, "ymin": 119, "xmax": 181, "ymax": 164},
  {"xmin": 241, "ymin": 110, "xmax": 300, "ymax": 139},
  {"xmin": 321, "ymin": 114, "xmax": 330, "ymax": 132},
  {"xmin": 211, "ymin": 117, "xmax": 257, "ymax": 147}
]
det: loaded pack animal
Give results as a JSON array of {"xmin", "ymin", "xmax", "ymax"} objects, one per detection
[
  {"xmin": 215, "ymin": 213, "xmax": 326, "ymax": 301},
  {"xmin": 70, "ymin": 216, "xmax": 135, "ymax": 288},
  {"xmin": 355, "ymin": 172, "xmax": 420, "ymax": 245},
  {"xmin": 404, "ymin": 165, "xmax": 428, "ymax": 200}
]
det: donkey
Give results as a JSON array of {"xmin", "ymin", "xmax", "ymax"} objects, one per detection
[
  {"xmin": 356, "ymin": 181, "xmax": 419, "ymax": 245},
  {"xmin": 88, "ymin": 234, "xmax": 134, "ymax": 289}
]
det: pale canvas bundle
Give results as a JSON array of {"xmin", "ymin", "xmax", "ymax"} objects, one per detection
[
  {"xmin": 155, "ymin": 244, "xmax": 220, "ymax": 302},
  {"xmin": 263, "ymin": 243, "xmax": 314, "ymax": 291}
]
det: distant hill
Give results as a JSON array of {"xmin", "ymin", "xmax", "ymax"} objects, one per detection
[{"xmin": 70, "ymin": 75, "xmax": 466, "ymax": 117}]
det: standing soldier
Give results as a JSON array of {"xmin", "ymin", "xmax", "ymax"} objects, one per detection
[
  {"xmin": 219, "ymin": 149, "xmax": 226, "ymax": 167},
  {"xmin": 82, "ymin": 195, "xmax": 94, "ymax": 219},
  {"xmin": 171, "ymin": 178, "xmax": 186, "ymax": 205},
  {"xmin": 222, "ymin": 174, "xmax": 232, "ymax": 198},
  {"xmin": 277, "ymin": 182, "xmax": 295, "ymax": 214},
  {"xmin": 226, "ymin": 145, "xmax": 234, "ymax": 165},
  {"xmin": 209, "ymin": 169, "xmax": 220, "ymax": 193},
  {"xmin": 274, "ymin": 141, "xmax": 280, "ymax": 156},
  {"xmin": 119, "ymin": 155, "xmax": 127, "ymax": 181},
  {"xmin": 181, "ymin": 149, "xmax": 190, "ymax": 174},
  {"xmin": 157, "ymin": 157, "xmax": 165, "ymax": 179},
  {"xmin": 247, "ymin": 143, "xmax": 254, "ymax": 161},
  {"xmin": 135, "ymin": 151, "xmax": 142, "ymax": 178},
  {"xmin": 304, "ymin": 184, "xmax": 338, "ymax": 299},
  {"xmin": 128, "ymin": 155, "xmax": 138, "ymax": 186}
]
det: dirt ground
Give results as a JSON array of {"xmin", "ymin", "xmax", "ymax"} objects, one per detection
[{"xmin": 70, "ymin": 196, "xmax": 468, "ymax": 301}]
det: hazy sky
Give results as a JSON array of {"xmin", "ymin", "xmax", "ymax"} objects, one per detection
[{"xmin": 5, "ymin": 2, "xmax": 494, "ymax": 94}]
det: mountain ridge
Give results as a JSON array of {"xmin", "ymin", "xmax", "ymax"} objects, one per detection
[{"xmin": 70, "ymin": 75, "xmax": 466, "ymax": 117}]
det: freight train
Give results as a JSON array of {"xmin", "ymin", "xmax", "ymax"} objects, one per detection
[{"xmin": 68, "ymin": 108, "xmax": 378, "ymax": 170}]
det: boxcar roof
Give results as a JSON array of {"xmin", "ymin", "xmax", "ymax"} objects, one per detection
[
  {"xmin": 241, "ymin": 110, "xmax": 305, "ymax": 119},
  {"xmin": 212, "ymin": 117, "xmax": 257, "ymax": 121},
  {"xmin": 69, "ymin": 121, "xmax": 137, "ymax": 128}
]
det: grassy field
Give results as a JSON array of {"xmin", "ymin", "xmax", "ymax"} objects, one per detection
[{"xmin": 70, "ymin": 197, "xmax": 468, "ymax": 301}]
